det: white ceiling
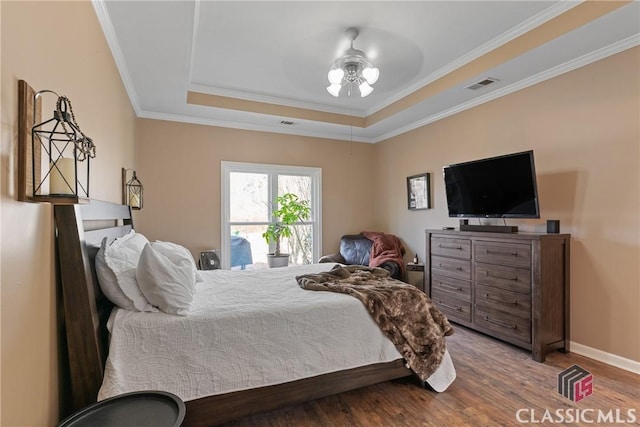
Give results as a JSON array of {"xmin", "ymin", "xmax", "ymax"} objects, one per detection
[{"xmin": 94, "ymin": 1, "xmax": 640, "ymax": 143}]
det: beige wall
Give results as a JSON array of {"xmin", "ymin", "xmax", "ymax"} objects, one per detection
[
  {"xmin": 374, "ymin": 47, "xmax": 640, "ymax": 363},
  {"xmin": 0, "ymin": 2, "xmax": 136, "ymax": 426},
  {"xmin": 137, "ymin": 49, "xmax": 639, "ymax": 364},
  {"xmin": 135, "ymin": 120, "xmax": 378, "ymax": 257}
]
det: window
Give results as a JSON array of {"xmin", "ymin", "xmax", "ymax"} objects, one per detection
[{"xmin": 221, "ymin": 162, "xmax": 322, "ymax": 269}]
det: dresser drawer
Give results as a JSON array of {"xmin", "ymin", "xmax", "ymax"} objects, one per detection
[
  {"xmin": 474, "ymin": 241, "xmax": 532, "ymax": 268},
  {"xmin": 432, "ymin": 274, "xmax": 471, "ymax": 302},
  {"xmin": 432, "ymin": 294, "xmax": 471, "ymax": 324},
  {"xmin": 474, "ymin": 305, "xmax": 531, "ymax": 345},
  {"xmin": 475, "ymin": 284, "xmax": 531, "ymax": 319},
  {"xmin": 432, "ymin": 237, "xmax": 471, "ymax": 259},
  {"xmin": 432, "ymin": 256, "xmax": 471, "ymax": 281},
  {"xmin": 474, "ymin": 262, "xmax": 531, "ymax": 294}
]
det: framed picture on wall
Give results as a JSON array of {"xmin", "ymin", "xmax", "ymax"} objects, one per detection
[{"xmin": 407, "ymin": 173, "xmax": 431, "ymax": 210}]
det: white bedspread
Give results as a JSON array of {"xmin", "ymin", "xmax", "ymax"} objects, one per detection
[{"xmin": 98, "ymin": 263, "xmax": 454, "ymax": 401}]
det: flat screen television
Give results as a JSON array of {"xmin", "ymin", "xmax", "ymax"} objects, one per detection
[{"xmin": 444, "ymin": 150, "xmax": 540, "ymax": 218}]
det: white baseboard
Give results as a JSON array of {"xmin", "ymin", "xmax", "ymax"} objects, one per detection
[{"xmin": 570, "ymin": 341, "xmax": 640, "ymax": 374}]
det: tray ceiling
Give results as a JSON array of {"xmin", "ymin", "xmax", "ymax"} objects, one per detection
[{"xmin": 94, "ymin": 1, "xmax": 640, "ymax": 143}]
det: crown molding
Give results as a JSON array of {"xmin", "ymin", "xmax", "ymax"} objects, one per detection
[
  {"xmin": 187, "ymin": 0, "xmax": 201, "ymax": 86},
  {"xmin": 367, "ymin": 1, "xmax": 582, "ymax": 116},
  {"xmin": 187, "ymin": 84, "xmax": 368, "ymax": 118},
  {"xmin": 140, "ymin": 34, "xmax": 638, "ymax": 145},
  {"xmin": 136, "ymin": 110, "xmax": 375, "ymax": 143},
  {"xmin": 94, "ymin": 0, "xmax": 636, "ymax": 145},
  {"xmin": 374, "ymin": 34, "xmax": 640, "ymax": 143},
  {"xmin": 188, "ymin": 2, "xmax": 581, "ymax": 119},
  {"xmin": 186, "ymin": 3, "xmax": 365, "ymax": 118},
  {"xmin": 91, "ymin": 0, "xmax": 141, "ymax": 115}
]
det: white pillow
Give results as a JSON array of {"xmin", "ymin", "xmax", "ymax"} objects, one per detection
[
  {"xmin": 104, "ymin": 230, "xmax": 156, "ymax": 312},
  {"xmin": 155, "ymin": 240, "xmax": 203, "ymax": 282},
  {"xmin": 95, "ymin": 237, "xmax": 135, "ymax": 310},
  {"xmin": 136, "ymin": 241, "xmax": 197, "ymax": 316}
]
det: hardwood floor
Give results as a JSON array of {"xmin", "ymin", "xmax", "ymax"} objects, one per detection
[{"xmin": 221, "ymin": 326, "xmax": 639, "ymax": 426}]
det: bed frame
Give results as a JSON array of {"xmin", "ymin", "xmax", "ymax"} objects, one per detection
[{"xmin": 55, "ymin": 200, "xmax": 412, "ymax": 426}]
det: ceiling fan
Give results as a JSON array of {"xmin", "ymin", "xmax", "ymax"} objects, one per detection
[{"xmin": 327, "ymin": 27, "xmax": 380, "ymax": 98}]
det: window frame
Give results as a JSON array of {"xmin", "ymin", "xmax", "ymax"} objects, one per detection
[{"xmin": 221, "ymin": 161, "xmax": 322, "ymax": 269}]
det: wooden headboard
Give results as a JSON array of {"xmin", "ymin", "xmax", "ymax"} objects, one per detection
[{"xmin": 54, "ymin": 200, "xmax": 132, "ymax": 413}]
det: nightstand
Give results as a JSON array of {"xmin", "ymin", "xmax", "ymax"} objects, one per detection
[{"xmin": 406, "ymin": 262, "xmax": 425, "ymax": 291}]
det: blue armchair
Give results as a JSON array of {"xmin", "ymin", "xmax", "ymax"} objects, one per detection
[{"xmin": 230, "ymin": 235, "xmax": 253, "ymax": 269}]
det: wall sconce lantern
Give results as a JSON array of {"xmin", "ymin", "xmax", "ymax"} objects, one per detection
[
  {"xmin": 18, "ymin": 80, "xmax": 96, "ymax": 204},
  {"xmin": 122, "ymin": 168, "xmax": 143, "ymax": 210}
]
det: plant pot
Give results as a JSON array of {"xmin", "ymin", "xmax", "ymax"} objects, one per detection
[{"xmin": 266, "ymin": 253, "xmax": 289, "ymax": 268}]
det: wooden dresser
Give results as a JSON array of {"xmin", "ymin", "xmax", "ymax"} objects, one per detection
[{"xmin": 425, "ymin": 229, "xmax": 570, "ymax": 362}]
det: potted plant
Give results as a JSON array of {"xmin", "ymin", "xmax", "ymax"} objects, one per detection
[{"xmin": 262, "ymin": 193, "xmax": 311, "ymax": 268}]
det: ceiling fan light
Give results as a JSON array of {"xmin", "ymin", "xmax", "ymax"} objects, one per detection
[
  {"xmin": 327, "ymin": 84, "xmax": 341, "ymax": 97},
  {"xmin": 328, "ymin": 68, "xmax": 344, "ymax": 85},
  {"xmin": 362, "ymin": 67, "xmax": 379, "ymax": 84},
  {"xmin": 327, "ymin": 28, "xmax": 380, "ymax": 98},
  {"xmin": 359, "ymin": 81, "xmax": 373, "ymax": 97}
]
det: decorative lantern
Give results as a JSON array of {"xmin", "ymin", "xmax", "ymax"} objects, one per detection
[
  {"xmin": 18, "ymin": 81, "xmax": 95, "ymax": 204},
  {"xmin": 122, "ymin": 168, "xmax": 144, "ymax": 210}
]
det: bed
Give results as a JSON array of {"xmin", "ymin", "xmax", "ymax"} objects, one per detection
[{"xmin": 55, "ymin": 200, "xmax": 454, "ymax": 426}]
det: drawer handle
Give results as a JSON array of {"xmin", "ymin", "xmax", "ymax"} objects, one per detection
[
  {"xmin": 484, "ymin": 249, "xmax": 519, "ymax": 257},
  {"xmin": 484, "ymin": 271, "xmax": 518, "ymax": 281},
  {"xmin": 483, "ymin": 293, "xmax": 519, "ymax": 305},
  {"xmin": 440, "ymin": 283, "xmax": 464, "ymax": 292},
  {"xmin": 438, "ymin": 301, "xmax": 462, "ymax": 312},
  {"xmin": 438, "ymin": 263, "xmax": 463, "ymax": 271},
  {"xmin": 483, "ymin": 316, "xmax": 517, "ymax": 329},
  {"xmin": 439, "ymin": 244, "xmax": 463, "ymax": 250}
]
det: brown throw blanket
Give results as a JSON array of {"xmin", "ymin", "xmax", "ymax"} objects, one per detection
[
  {"xmin": 296, "ymin": 264, "xmax": 453, "ymax": 381},
  {"xmin": 361, "ymin": 231, "xmax": 406, "ymax": 275}
]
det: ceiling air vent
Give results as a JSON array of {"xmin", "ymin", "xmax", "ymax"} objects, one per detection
[
  {"xmin": 466, "ymin": 77, "xmax": 499, "ymax": 90},
  {"xmin": 280, "ymin": 120, "xmax": 294, "ymax": 125}
]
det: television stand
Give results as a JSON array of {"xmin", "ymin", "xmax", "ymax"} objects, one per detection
[{"xmin": 459, "ymin": 224, "xmax": 518, "ymax": 233}]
